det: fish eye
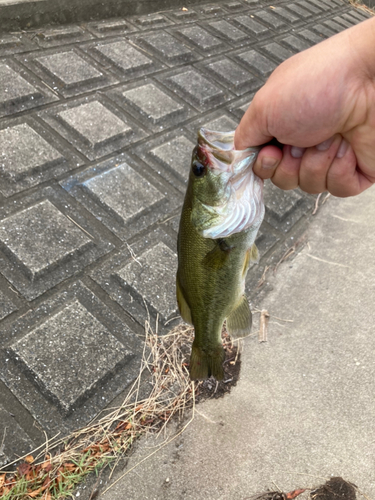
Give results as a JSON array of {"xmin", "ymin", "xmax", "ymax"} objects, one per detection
[{"xmin": 192, "ymin": 161, "xmax": 206, "ymax": 177}]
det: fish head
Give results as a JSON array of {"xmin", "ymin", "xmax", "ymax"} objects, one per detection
[{"xmin": 190, "ymin": 128, "xmax": 265, "ymax": 239}]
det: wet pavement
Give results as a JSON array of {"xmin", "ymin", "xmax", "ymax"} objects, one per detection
[{"xmin": 0, "ymin": 0, "xmax": 371, "ymax": 488}]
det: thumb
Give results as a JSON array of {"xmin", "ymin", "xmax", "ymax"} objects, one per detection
[{"xmin": 234, "ymin": 98, "xmax": 273, "ymax": 150}]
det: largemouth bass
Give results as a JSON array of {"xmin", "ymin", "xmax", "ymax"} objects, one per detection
[{"xmin": 176, "ymin": 128, "xmax": 265, "ymax": 380}]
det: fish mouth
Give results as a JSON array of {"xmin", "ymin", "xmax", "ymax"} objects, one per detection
[{"xmin": 196, "ymin": 128, "xmax": 265, "ymax": 239}]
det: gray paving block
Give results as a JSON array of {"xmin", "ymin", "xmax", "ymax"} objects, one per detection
[
  {"xmin": 233, "ymin": 48, "xmax": 277, "ymax": 78},
  {"xmin": 254, "ymin": 224, "xmax": 279, "ymax": 257},
  {"xmin": 253, "ymin": 9, "xmax": 289, "ymax": 31},
  {"xmin": 133, "ymin": 130, "xmax": 194, "ymax": 190},
  {"xmin": 165, "ymin": 8, "xmax": 199, "ymax": 23},
  {"xmin": 332, "ymin": 15, "xmax": 355, "ymax": 28},
  {"xmin": 0, "ymin": 118, "xmax": 82, "ymax": 197},
  {"xmin": 85, "ymin": 39, "xmax": 163, "ymax": 80},
  {"xmin": 347, "ymin": 9, "xmax": 371, "ymax": 21},
  {"xmin": 197, "ymin": 56, "xmax": 262, "ymax": 96},
  {"xmin": 41, "ymin": 96, "xmax": 147, "ymax": 160},
  {"xmin": 324, "ymin": 19, "xmax": 346, "ymax": 33},
  {"xmin": 0, "ymin": 200, "xmax": 92, "ymax": 281},
  {"xmin": 1, "ymin": 281, "xmax": 143, "ymax": 432},
  {"xmin": 298, "ymin": 0, "xmax": 322, "ymax": 14},
  {"xmin": 205, "ymin": 19, "xmax": 249, "ymax": 44},
  {"xmin": 85, "ymin": 18, "xmax": 138, "ymax": 37},
  {"xmin": 196, "ymin": 3, "xmax": 226, "ymax": 17},
  {"xmin": 242, "ymin": 0, "xmax": 262, "ymax": 7},
  {"xmin": 280, "ymin": 34, "xmax": 312, "ymax": 52},
  {"xmin": 20, "ymin": 49, "xmax": 118, "ymax": 98},
  {"xmin": 284, "ymin": 3, "xmax": 313, "ymax": 19},
  {"xmin": 109, "ymin": 80, "xmax": 195, "ymax": 132},
  {"xmin": 0, "ymin": 290, "xmax": 17, "ymax": 321},
  {"xmin": 157, "ymin": 68, "xmax": 229, "ymax": 111},
  {"xmin": 261, "ymin": 42, "xmax": 296, "ymax": 63},
  {"xmin": 228, "ymin": 93, "xmax": 255, "ymax": 121},
  {"xmin": 186, "ymin": 110, "xmax": 238, "ymax": 136},
  {"xmin": 0, "ymin": 34, "xmax": 37, "ymax": 56},
  {"xmin": 0, "ymin": 405, "xmax": 35, "ymax": 467},
  {"xmin": 263, "ymin": 181, "xmax": 313, "ymax": 232},
  {"xmin": 173, "ymin": 24, "xmax": 229, "ymax": 55},
  {"xmin": 61, "ymin": 153, "xmax": 180, "ymax": 240},
  {"xmin": 270, "ymin": 6, "xmax": 302, "ymax": 25},
  {"xmin": 0, "ymin": 61, "xmax": 57, "ymax": 118},
  {"xmin": 311, "ymin": 23, "xmax": 336, "ymax": 37},
  {"xmin": 222, "ymin": 1, "xmax": 249, "ymax": 13},
  {"xmin": 92, "ymin": 228, "xmax": 178, "ymax": 330},
  {"xmin": 132, "ymin": 31, "xmax": 199, "ymax": 66},
  {"xmin": 31, "ymin": 25, "xmax": 93, "ymax": 48},
  {"xmin": 0, "ymin": 187, "xmax": 113, "ymax": 300},
  {"xmin": 117, "ymin": 242, "xmax": 177, "ymax": 319},
  {"xmin": 296, "ymin": 28, "xmax": 325, "ymax": 45},
  {"xmin": 131, "ymin": 13, "xmax": 173, "ymax": 29},
  {"xmin": 232, "ymin": 14, "xmax": 272, "ymax": 39},
  {"xmin": 341, "ymin": 12, "xmax": 364, "ymax": 25},
  {"xmin": 11, "ymin": 301, "xmax": 131, "ymax": 414}
]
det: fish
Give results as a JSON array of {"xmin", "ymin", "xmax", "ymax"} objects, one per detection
[{"xmin": 176, "ymin": 128, "xmax": 265, "ymax": 380}]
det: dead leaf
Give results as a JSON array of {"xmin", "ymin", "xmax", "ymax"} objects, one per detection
[
  {"xmin": 0, "ymin": 474, "xmax": 5, "ymax": 487},
  {"xmin": 41, "ymin": 461, "xmax": 52, "ymax": 472},
  {"xmin": 25, "ymin": 455, "xmax": 35, "ymax": 464},
  {"xmin": 17, "ymin": 463, "xmax": 31, "ymax": 476},
  {"xmin": 28, "ymin": 487, "xmax": 43, "ymax": 498},
  {"xmin": 286, "ymin": 489, "xmax": 306, "ymax": 499}
]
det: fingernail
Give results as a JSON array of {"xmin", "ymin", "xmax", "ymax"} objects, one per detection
[
  {"xmin": 261, "ymin": 157, "xmax": 279, "ymax": 169},
  {"xmin": 336, "ymin": 139, "xmax": 349, "ymax": 159},
  {"xmin": 290, "ymin": 146, "xmax": 306, "ymax": 158},
  {"xmin": 316, "ymin": 137, "xmax": 334, "ymax": 151}
]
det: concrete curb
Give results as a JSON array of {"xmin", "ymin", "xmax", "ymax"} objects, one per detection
[{"xmin": 0, "ymin": 0, "xmax": 201, "ymax": 32}]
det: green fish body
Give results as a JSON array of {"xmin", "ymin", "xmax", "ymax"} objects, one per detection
[{"xmin": 176, "ymin": 129, "xmax": 264, "ymax": 380}]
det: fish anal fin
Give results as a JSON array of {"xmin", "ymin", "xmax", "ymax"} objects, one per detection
[
  {"xmin": 226, "ymin": 295, "xmax": 252, "ymax": 339},
  {"xmin": 176, "ymin": 278, "xmax": 193, "ymax": 325},
  {"xmin": 190, "ymin": 343, "xmax": 225, "ymax": 381}
]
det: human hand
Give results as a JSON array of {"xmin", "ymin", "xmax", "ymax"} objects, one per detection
[{"xmin": 234, "ymin": 17, "xmax": 375, "ymax": 197}]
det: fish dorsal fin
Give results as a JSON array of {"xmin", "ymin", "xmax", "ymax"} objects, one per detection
[
  {"xmin": 226, "ymin": 295, "xmax": 252, "ymax": 339},
  {"xmin": 176, "ymin": 278, "xmax": 193, "ymax": 325}
]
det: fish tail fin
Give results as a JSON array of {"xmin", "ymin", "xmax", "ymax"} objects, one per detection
[{"xmin": 190, "ymin": 343, "xmax": 225, "ymax": 381}]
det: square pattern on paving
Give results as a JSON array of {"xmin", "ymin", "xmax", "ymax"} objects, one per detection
[
  {"xmin": 0, "ymin": 187, "xmax": 113, "ymax": 300},
  {"xmin": 132, "ymin": 31, "xmax": 198, "ymax": 66},
  {"xmin": 86, "ymin": 39, "xmax": 163, "ymax": 79},
  {"xmin": 41, "ymin": 97, "xmax": 146, "ymax": 160},
  {"xmin": 109, "ymin": 81, "xmax": 195, "ymax": 132},
  {"xmin": 61, "ymin": 153, "xmax": 180, "ymax": 240},
  {"xmin": 92, "ymin": 228, "xmax": 178, "ymax": 330},
  {"xmin": 0, "ymin": 200, "xmax": 92, "ymax": 280},
  {"xmin": 0, "ymin": 62, "xmax": 57, "ymax": 117},
  {"xmin": 11, "ymin": 300, "xmax": 131, "ymax": 414},
  {"xmin": 158, "ymin": 68, "xmax": 229, "ymax": 111},
  {"xmin": 0, "ymin": 119, "xmax": 82, "ymax": 196}
]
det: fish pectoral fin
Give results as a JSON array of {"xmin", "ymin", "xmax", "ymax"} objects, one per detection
[
  {"xmin": 226, "ymin": 295, "xmax": 252, "ymax": 339},
  {"xmin": 250, "ymin": 243, "xmax": 259, "ymax": 263},
  {"xmin": 202, "ymin": 241, "xmax": 232, "ymax": 270},
  {"xmin": 176, "ymin": 278, "xmax": 193, "ymax": 325}
]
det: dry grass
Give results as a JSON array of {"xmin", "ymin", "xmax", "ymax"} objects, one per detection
[{"xmin": 0, "ymin": 321, "xmax": 200, "ymax": 499}]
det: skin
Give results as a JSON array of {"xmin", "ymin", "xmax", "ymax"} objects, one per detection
[{"xmin": 234, "ymin": 16, "xmax": 375, "ymax": 197}]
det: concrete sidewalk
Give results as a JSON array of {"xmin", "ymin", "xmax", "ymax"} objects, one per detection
[{"xmin": 98, "ymin": 190, "xmax": 375, "ymax": 500}]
